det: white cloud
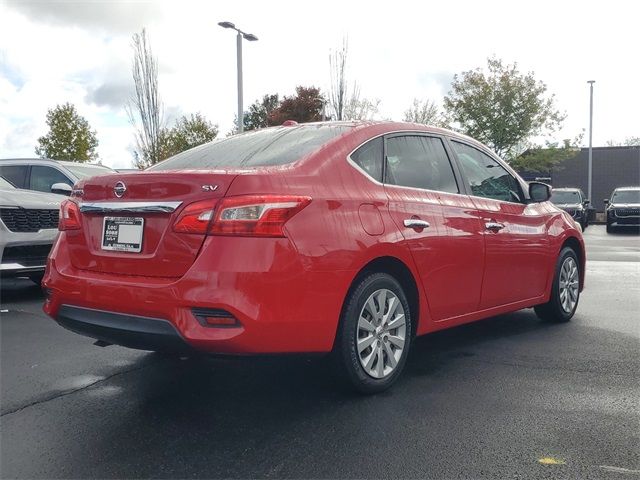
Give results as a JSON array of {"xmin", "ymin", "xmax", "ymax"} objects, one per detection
[{"xmin": 1, "ymin": 0, "xmax": 638, "ymax": 168}]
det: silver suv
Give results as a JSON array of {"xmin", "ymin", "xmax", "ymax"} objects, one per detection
[{"xmin": 0, "ymin": 158, "xmax": 114, "ymax": 196}]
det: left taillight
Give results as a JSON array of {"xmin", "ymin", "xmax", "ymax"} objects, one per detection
[{"xmin": 58, "ymin": 200, "xmax": 81, "ymax": 231}]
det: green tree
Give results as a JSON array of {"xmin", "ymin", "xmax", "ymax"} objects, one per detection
[
  {"xmin": 444, "ymin": 57, "xmax": 565, "ymax": 160},
  {"xmin": 510, "ymin": 139, "xmax": 581, "ymax": 174},
  {"xmin": 403, "ymin": 98, "xmax": 447, "ymax": 127},
  {"xmin": 160, "ymin": 113, "xmax": 218, "ymax": 159},
  {"xmin": 268, "ymin": 86, "xmax": 326, "ymax": 126},
  {"xmin": 244, "ymin": 94, "xmax": 280, "ymax": 131},
  {"xmin": 35, "ymin": 103, "xmax": 98, "ymax": 161}
]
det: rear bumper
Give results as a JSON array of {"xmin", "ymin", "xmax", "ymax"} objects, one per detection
[
  {"xmin": 43, "ymin": 234, "xmax": 355, "ymax": 355},
  {"xmin": 56, "ymin": 305, "xmax": 191, "ymax": 352}
]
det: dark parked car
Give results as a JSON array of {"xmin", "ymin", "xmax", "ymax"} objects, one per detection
[
  {"xmin": 550, "ymin": 187, "xmax": 592, "ymax": 230},
  {"xmin": 604, "ymin": 187, "xmax": 640, "ymax": 233},
  {"xmin": 0, "ymin": 158, "xmax": 115, "ymax": 196}
]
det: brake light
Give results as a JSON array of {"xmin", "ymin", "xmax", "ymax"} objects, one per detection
[
  {"xmin": 172, "ymin": 199, "xmax": 218, "ymax": 234},
  {"xmin": 210, "ymin": 195, "xmax": 311, "ymax": 237},
  {"xmin": 59, "ymin": 200, "xmax": 81, "ymax": 230}
]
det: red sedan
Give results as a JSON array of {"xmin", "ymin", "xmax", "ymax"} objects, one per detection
[{"xmin": 43, "ymin": 122, "xmax": 585, "ymax": 393}]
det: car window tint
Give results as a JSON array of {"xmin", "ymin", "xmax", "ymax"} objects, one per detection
[
  {"xmin": 149, "ymin": 125, "xmax": 351, "ymax": 170},
  {"xmin": 30, "ymin": 166, "xmax": 73, "ymax": 193},
  {"xmin": 451, "ymin": 141, "xmax": 523, "ymax": 202},
  {"xmin": 351, "ymin": 137, "xmax": 383, "ymax": 182},
  {"xmin": 0, "ymin": 165, "xmax": 28, "ymax": 188},
  {"xmin": 385, "ymin": 136, "xmax": 458, "ymax": 193}
]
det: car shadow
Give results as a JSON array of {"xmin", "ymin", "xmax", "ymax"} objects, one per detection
[{"xmin": 0, "ymin": 277, "xmax": 43, "ymax": 305}]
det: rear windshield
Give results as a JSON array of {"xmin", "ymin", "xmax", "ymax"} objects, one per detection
[
  {"xmin": 149, "ymin": 124, "xmax": 351, "ymax": 171},
  {"xmin": 551, "ymin": 190, "xmax": 581, "ymax": 204},
  {"xmin": 611, "ymin": 190, "xmax": 640, "ymax": 203},
  {"xmin": 65, "ymin": 164, "xmax": 114, "ymax": 179}
]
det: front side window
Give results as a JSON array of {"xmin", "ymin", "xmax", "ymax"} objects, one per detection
[
  {"xmin": 29, "ymin": 166, "xmax": 72, "ymax": 193},
  {"xmin": 451, "ymin": 141, "xmax": 523, "ymax": 202},
  {"xmin": 351, "ymin": 137, "xmax": 383, "ymax": 182},
  {"xmin": 385, "ymin": 136, "xmax": 458, "ymax": 193}
]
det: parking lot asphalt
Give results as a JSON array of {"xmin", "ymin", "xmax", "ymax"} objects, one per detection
[{"xmin": 1, "ymin": 225, "xmax": 638, "ymax": 479}]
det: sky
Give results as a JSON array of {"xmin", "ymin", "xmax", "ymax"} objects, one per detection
[{"xmin": 0, "ymin": 0, "xmax": 638, "ymax": 168}]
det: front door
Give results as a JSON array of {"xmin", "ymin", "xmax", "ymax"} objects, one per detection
[{"xmin": 449, "ymin": 140, "xmax": 550, "ymax": 309}]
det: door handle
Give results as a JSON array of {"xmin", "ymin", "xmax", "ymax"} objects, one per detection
[
  {"xmin": 485, "ymin": 221, "xmax": 505, "ymax": 231},
  {"xmin": 404, "ymin": 219, "xmax": 430, "ymax": 229}
]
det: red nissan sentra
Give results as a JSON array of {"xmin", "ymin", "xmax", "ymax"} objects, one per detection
[{"xmin": 43, "ymin": 121, "xmax": 585, "ymax": 393}]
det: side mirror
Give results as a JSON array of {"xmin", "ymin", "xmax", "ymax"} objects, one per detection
[
  {"xmin": 583, "ymin": 198, "xmax": 590, "ymax": 205},
  {"xmin": 51, "ymin": 183, "xmax": 72, "ymax": 196},
  {"xmin": 603, "ymin": 199, "xmax": 609, "ymax": 205},
  {"xmin": 529, "ymin": 181, "xmax": 551, "ymax": 203}
]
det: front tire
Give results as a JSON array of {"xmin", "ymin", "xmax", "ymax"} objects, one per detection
[
  {"xmin": 334, "ymin": 272, "xmax": 412, "ymax": 394},
  {"xmin": 606, "ymin": 222, "xmax": 614, "ymax": 233},
  {"xmin": 534, "ymin": 247, "xmax": 580, "ymax": 323}
]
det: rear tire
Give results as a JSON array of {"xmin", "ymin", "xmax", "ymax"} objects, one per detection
[
  {"xmin": 334, "ymin": 272, "xmax": 412, "ymax": 394},
  {"xmin": 534, "ymin": 247, "xmax": 580, "ymax": 323}
]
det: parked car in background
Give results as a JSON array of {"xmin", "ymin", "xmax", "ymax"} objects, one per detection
[
  {"xmin": 604, "ymin": 186, "xmax": 640, "ymax": 233},
  {"xmin": 0, "ymin": 158, "xmax": 115, "ymax": 196},
  {"xmin": 550, "ymin": 187, "xmax": 592, "ymax": 230},
  {"xmin": 0, "ymin": 176, "xmax": 62, "ymax": 284},
  {"xmin": 43, "ymin": 121, "xmax": 585, "ymax": 393}
]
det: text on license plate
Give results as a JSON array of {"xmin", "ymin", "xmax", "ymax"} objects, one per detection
[{"xmin": 102, "ymin": 217, "xmax": 144, "ymax": 253}]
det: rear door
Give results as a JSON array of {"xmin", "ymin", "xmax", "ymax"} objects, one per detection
[
  {"xmin": 449, "ymin": 140, "xmax": 550, "ymax": 309},
  {"xmin": 383, "ymin": 134, "xmax": 484, "ymax": 321}
]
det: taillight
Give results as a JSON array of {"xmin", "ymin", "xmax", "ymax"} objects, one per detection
[
  {"xmin": 172, "ymin": 199, "xmax": 218, "ymax": 234},
  {"xmin": 59, "ymin": 200, "xmax": 81, "ymax": 231},
  {"xmin": 210, "ymin": 195, "xmax": 311, "ymax": 237}
]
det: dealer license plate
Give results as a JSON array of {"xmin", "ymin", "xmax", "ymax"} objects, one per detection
[{"xmin": 101, "ymin": 217, "xmax": 144, "ymax": 253}]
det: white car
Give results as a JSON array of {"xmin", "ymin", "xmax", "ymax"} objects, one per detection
[
  {"xmin": 0, "ymin": 176, "xmax": 62, "ymax": 284},
  {"xmin": 0, "ymin": 158, "xmax": 114, "ymax": 196}
]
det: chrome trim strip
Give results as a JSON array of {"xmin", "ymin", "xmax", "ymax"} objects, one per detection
[
  {"xmin": 79, "ymin": 201, "xmax": 182, "ymax": 213},
  {"xmin": 0, "ymin": 262, "xmax": 45, "ymax": 271}
]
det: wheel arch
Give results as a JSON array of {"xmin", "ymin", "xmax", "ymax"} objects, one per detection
[
  {"xmin": 338, "ymin": 256, "xmax": 421, "ymax": 341},
  {"xmin": 560, "ymin": 235, "xmax": 586, "ymax": 290}
]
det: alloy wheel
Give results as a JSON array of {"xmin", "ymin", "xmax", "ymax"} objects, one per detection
[
  {"xmin": 559, "ymin": 256, "xmax": 579, "ymax": 313},
  {"xmin": 356, "ymin": 289, "xmax": 407, "ymax": 379}
]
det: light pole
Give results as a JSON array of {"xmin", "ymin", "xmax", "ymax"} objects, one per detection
[
  {"xmin": 218, "ymin": 21, "xmax": 258, "ymax": 133},
  {"xmin": 587, "ymin": 80, "xmax": 595, "ymax": 203}
]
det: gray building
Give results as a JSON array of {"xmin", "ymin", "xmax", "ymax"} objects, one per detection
[{"xmin": 520, "ymin": 146, "xmax": 640, "ymax": 212}]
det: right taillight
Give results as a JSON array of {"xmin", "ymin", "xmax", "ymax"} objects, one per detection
[
  {"xmin": 58, "ymin": 200, "xmax": 81, "ymax": 231},
  {"xmin": 210, "ymin": 195, "xmax": 311, "ymax": 237}
]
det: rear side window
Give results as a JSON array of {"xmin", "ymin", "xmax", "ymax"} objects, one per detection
[
  {"xmin": 451, "ymin": 141, "xmax": 523, "ymax": 203},
  {"xmin": 30, "ymin": 166, "xmax": 73, "ymax": 193},
  {"xmin": 351, "ymin": 137, "xmax": 383, "ymax": 182},
  {"xmin": 150, "ymin": 125, "xmax": 351, "ymax": 170},
  {"xmin": 385, "ymin": 136, "xmax": 459, "ymax": 193},
  {"xmin": 0, "ymin": 165, "xmax": 28, "ymax": 188}
]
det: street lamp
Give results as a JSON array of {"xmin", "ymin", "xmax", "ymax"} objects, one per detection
[
  {"xmin": 587, "ymin": 80, "xmax": 595, "ymax": 204},
  {"xmin": 218, "ymin": 21, "xmax": 258, "ymax": 133}
]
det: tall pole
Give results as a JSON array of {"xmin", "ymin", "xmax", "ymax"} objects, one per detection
[
  {"xmin": 237, "ymin": 31, "xmax": 244, "ymax": 133},
  {"xmin": 587, "ymin": 80, "xmax": 595, "ymax": 202}
]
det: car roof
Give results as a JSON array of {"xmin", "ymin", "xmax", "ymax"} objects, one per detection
[
  {"xmin": 0, "ymin": 158, "xmax": 113, "ymax": 170},
  {"xmin": 553, "ymin": 187, "xmax": 580, "ymax": 191},
  {"xmin": 614, "ymin": 186, "xmax": 640, "ymax": 191}
]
